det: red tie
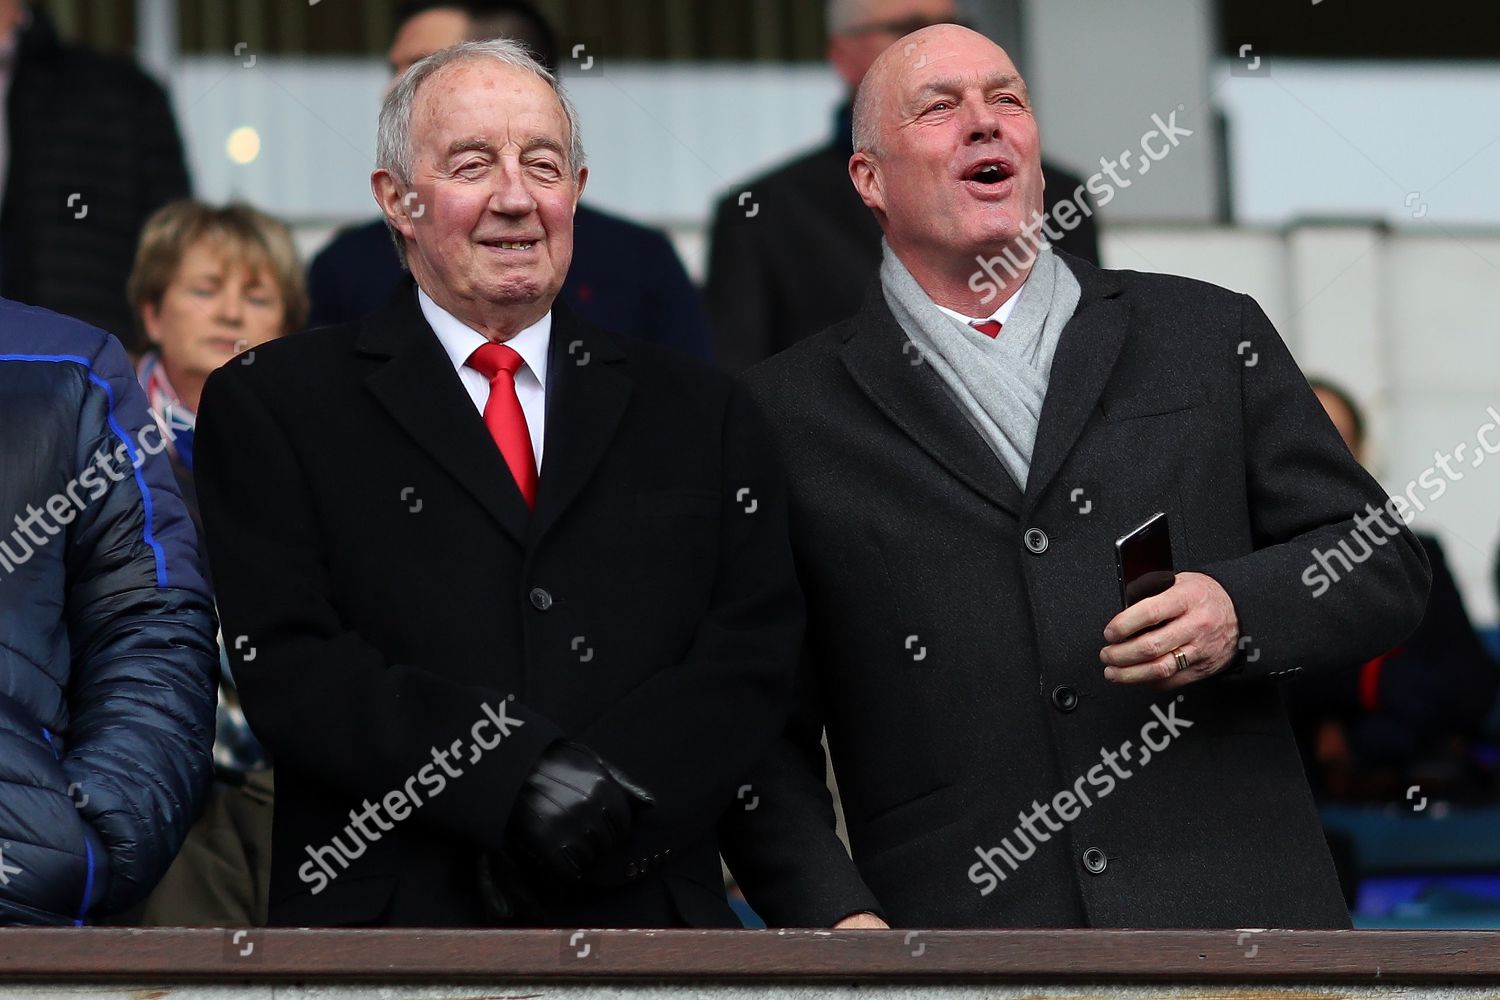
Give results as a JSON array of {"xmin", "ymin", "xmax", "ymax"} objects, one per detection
[
  {"xmin": 466, "ymin": 342, "xmax": 538, "ymax": 509},
  {"xmin": 970, "ymin": 319, "xmax": 1003, "ymax": 338}
]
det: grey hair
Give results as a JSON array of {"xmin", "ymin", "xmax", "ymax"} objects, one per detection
[
  {"xmin": 375, "ymin": 38, "xmax": 586, "ymax": 266},
  {"xmin": 851, "ymin": 67, "xmax": 881, "ymax": 155}
]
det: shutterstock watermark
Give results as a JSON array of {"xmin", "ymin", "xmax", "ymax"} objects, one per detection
[
  {"xmin": 298, "ymin": 698, "xmax": 525, "ymax": 894},
  {"xmin": 969, "ymin": 107, "xmax": 1194, "ymax": 305},
  {"xmin": 1302, "ymin": 404, "xmax": 1500, "ymax": 597},
  {"xmin": 0, "ymin": 406, "xmax": 189, "ymax": 579},
  {"xmin": 968, "ymin": 696, "xmax": 1192, "ymax": 895}
]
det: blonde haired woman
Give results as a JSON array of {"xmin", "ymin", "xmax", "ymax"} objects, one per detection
[{"xmin": 122, "ymin": 200, "xmax": 306, "ymax": 926}]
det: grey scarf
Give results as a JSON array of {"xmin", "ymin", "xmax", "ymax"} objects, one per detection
[{"xmin": 881, "ymin": 241, "xmax": 1080, "ymax": 490}]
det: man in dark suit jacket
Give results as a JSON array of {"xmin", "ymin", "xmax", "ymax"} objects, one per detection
[
  {"xmin": 195, "ymin": 38, "xmax": 799, "ymax": 928},
  {"xmin": 0, "ymin": 3, "xmax": 191, "ymax": 350},
  {"xmin": 720, "ymin": 25, "xmax": 1430, "ymax": 930},
  {"xmin": 306, "ymin": 0, "xmax": 713, "ymax": 361},
  {"xmin": 705, "ymin": 0, "xmax": 1098, "ymax": 372}
]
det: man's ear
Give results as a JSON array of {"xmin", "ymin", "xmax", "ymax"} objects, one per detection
[
  {"xmin": 573, "ymin": 165, "xmax": 589, "ymax": 211},
  {"xmin": 371, "ymin": 169, "xmax": 419, "ymax": 241},
  {"xmin": 849, "ymin": 151, "xmax": 885, "ymax": 215}
]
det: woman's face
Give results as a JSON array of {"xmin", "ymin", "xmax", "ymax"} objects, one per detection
[{"xmin": 143, "ymin": 238, "xmax": 286, "ymax": 381}]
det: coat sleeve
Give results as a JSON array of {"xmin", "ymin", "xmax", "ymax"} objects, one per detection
[
  {"xmin": 194, "ymin": 362, "xmax": 565, "ymax": 855},
  {"xmin": 62, "ymin": 333, "xmax": 219, "ymax": 916},
  {"xmin": 574, "ymin": 381, "xmax": 803, "ymax": 879},
  {"xmin": 717, "ymin": 639, "xmax": 886, "ymax": 927},
  {"xmin": 1194, "ymin": 295, "xmax": 1431, "ymax": 681},
  {"xmin": 713, "ymin": 371, "xmax": 884, "ymax": 927}
]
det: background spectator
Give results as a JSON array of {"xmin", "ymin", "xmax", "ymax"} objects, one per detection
[
  {"xmin": 1290, "ymin": 378, "xmax": 1500, "ymax": 802},
  {"xmin": 117, "ymin": 199, "xmax": 306, "ymax": 927},
  {"xmin": 128, "ymin": 200, "xmax": 307, "ymax": 483},
  {"xmin": 0, "ymin": 1, "xmax": 190, "ymax": 350}
]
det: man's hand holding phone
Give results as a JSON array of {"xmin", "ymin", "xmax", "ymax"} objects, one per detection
[{"xmin": 1100, "ymin": 571, "xmax": 1241, "ymax": 690}]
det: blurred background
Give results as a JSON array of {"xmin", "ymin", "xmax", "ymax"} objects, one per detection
[{"xmin": 12, "ymin": 0, "xmax": 1500, "ymax": 928}]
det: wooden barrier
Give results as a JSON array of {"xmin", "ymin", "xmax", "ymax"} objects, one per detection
[{"xmin": 0, "ymin": 928, "xmax": 1498, "ymax": 991}]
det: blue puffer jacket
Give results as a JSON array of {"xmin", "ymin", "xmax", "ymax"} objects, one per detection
[{"xmin": 0, "ymin": 298, "xmax": 218, "ymax": 924}]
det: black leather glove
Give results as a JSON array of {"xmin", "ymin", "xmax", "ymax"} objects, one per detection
[{"xmin": 503, "ymin": 740, "xmax": 655, "ymax": 883}]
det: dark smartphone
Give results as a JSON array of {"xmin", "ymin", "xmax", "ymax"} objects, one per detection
[{"xmin": 1115, "ymin": 511, "xmax": 1175, "ymax": 608}]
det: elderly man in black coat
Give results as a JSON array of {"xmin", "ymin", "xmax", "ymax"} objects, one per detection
[
  {"xmin": 196, "ymin": 39, "xmax": 799, "ymax": 928},
  {"xmin": 720, "ymin": 25, "xmax": 1431, "ymax": 930}
]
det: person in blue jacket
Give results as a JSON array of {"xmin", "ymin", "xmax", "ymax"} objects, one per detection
[
  {"xmin": 306, "ymin": 0, "xmax": 714, "ymax": 362},
  {"xmin": 0, "ymin": 296, "xmax": 218, "ymax": 925}
]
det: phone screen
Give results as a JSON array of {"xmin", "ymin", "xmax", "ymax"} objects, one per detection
[{"xmin": 1116, "ymin": 512, "xmax": 1175, "ymax": 608}]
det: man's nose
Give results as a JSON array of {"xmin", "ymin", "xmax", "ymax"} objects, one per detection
[
  {"xmin": 488, "ymin": 164, "xmax": 539, "ymax": 215},
  {"xmin": 962, "ymin": 99, "xmax": 1004, "ymax": 144}
]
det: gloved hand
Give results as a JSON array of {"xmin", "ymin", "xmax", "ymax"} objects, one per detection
[{"xmin": 504, "ymin": 740, "xmax": 655, "ymax": 883}]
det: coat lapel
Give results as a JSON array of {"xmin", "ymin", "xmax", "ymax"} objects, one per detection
[
  {"xmin": 357, "ymin": 283, "xmax": 531, "ymax": 546},
  {"xmin": 840, "ymin": 281, "xmax": 1025, "ymax": 517},
  {"xmin": 527, "ymin": 306, "xmax": 632, "ymax": 545},
  {"xmin": 1022, "ymin": 253, "xmax": 1129, "ymax": 516}
]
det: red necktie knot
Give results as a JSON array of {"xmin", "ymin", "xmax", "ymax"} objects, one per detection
[
  {"xmin": 467, "ymin": 341, "xmax": 526, "ymax": 381},
  {"xmin": 970, "ymin": 319, "xmax": 1003, "ymax": 338}
]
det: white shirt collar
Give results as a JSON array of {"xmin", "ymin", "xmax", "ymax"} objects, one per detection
[
  {"xmin": 417, "ymin": 285, "xmax": 551, "ymax": 390},
  {"xmin": 934, "ymin": 281, "xmax": 1025, "ymax": 330}
]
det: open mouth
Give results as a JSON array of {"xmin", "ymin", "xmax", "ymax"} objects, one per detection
[
  {"xmin": 963, "ymin": 160, "xmax": 1013, "ymax": 185},
  {"xmin": 480, "ymin": 239, "xmax": 538, "ymax": 250}
]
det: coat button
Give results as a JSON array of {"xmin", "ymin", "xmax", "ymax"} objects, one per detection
[
  {"xmin": 529, "ymin": 587, "xmax": 553, "ymax": 611},
  {"xmin": 1082, "ymin": 848, "xmax": 1107, "ymax": 874},
  {"xmin": 1023, "ymin": 527, "xmax": 1049, "ymax": 554},
  {"xmin": 1050, "ymin": 685, "xmax": 1078, "ymax": 712}
]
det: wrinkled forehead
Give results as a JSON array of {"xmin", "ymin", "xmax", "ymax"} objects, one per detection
[{"xmin": 413, "ymin": 57, "xmax": 568, "ymax": 143}]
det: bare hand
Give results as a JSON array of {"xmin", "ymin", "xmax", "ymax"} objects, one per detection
[
  {"xmin": 1099, "ymin": 571, "xmax": 1239, "ymax": 690},
  {"xmin": 833, "ymin": 911, "xmax": 890, "ymax": 929}
]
